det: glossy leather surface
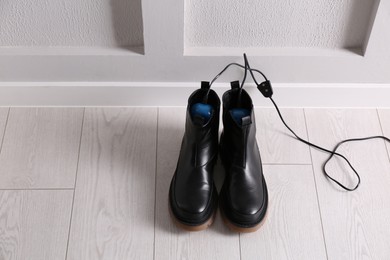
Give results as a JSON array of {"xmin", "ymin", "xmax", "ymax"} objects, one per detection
[
  {"xmin": 169, "ymin": 88, "xmax": 220, "ymax": 225},
  {"xmin": 219, "ymin": 88, "xmax": 268, "ymax": 227}
]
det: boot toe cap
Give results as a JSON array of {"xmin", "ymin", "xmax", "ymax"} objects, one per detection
[
  {"xmin": 220, "ymin": 178, "xmax": 268, "ymax": 227},
  {"xmin": 169, "ymin": 175, "xmax": 217, "ymax": 225}
]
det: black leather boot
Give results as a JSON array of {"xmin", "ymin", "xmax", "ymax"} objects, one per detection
[
  {"xmin": 169, "ymin": 85, "xmax": 220, "ymax": 231},
  {"xmin": 219, "ymin": 85, "xmax": 268, "ymax": 232}
]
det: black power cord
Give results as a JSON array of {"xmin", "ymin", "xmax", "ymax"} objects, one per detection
[
  {"xmin": 203, "ymin": 62, "xmax": 268, "ymax": 103},
  {"xmin": 269, "ymin": 97, "xmax": 390, "ymax": 191},
  {"xmin": 208, "ymin": 54, "xmax": 390, "ymax": 191}
]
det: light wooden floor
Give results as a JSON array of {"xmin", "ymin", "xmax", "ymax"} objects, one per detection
[{"xmin": 0, "ymin": 107, "xmax": 389, "ymax": 260}]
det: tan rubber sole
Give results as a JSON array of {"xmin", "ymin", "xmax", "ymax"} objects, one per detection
[
  {"xmin": 220, "ymin": 205, "xmax": 268, "ymax": 233},
  {"xmin": 169, "ymin": 203, "xmax": 217, "ymax": 232}
]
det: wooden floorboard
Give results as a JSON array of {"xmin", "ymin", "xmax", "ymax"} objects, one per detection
[
  {"xmin": 67, "ymin": 108, "xmax": 157, "ymax": 260},
  {"xmin": 305, "ymin": 109, "xmax": 390, "ymax": 260},
  {"xmin": 255, "ymin": 108, "xmax": 311, "ymax": 164},
  {"xmin": 0, "ymin": 108, "xmax": 84, "ymax": 189},
  {"xmin": 0, "ymin": 190, "xmax": 73, "ymax": 260},
  {"xmin": 154, "ymin": 107, "xmax": 240, "ymax": 260},
  {"xmin": 1, "ymin": 107, "xmax": 390, "ymax": 259},
  {"xmin": 377, "ymin": 109, "xmax": 390, "ymax": 161},
  {"xmin": 240, "ymin": 165, "xmax": 327, "ymax": 260}
]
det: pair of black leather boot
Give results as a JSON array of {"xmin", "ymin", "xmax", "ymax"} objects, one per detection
[{"xmin": 169, "ymin": 82, "xmax": 268, "ymax": 233}]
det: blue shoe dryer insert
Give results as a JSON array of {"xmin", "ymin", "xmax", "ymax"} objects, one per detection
[
  {"xmin": 191, "ymin": 103, "xmax": 213, "ymax": 123},
  {"xmin": 230, "ymin": 108, "xmax": 250, "ymax": 125}
]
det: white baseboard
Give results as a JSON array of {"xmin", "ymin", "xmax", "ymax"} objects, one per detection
[{"xmin": 0, "ymin": 82, "xmax": 389, "ymax": 107}]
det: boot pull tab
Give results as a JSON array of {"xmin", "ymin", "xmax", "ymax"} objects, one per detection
[
  {"xmin": 230, "ymin": 81, "xmax": 240, "ymax": 89},
  {"xmin": 201, "ymin": 81, "xmax": 210, "ymax": 90},
  {"xmin": 242, "ymin": 116, "xmax": 252, "ymax": 126}
]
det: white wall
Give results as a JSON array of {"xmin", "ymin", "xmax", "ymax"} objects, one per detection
[{"xmin": 0, "ymin": 0, "xmax": 389, "ymax": 106}]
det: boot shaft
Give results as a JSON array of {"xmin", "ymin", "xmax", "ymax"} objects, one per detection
[
  {"xmin": 180, "ymin": 88, "xmax": 220, "ymax": 167},
  {"xmin": 221, "ymin": 88, "xmax": 258, "ymax": 168}
]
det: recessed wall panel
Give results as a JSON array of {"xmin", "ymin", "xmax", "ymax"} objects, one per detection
[
  {"xmin": 184, "ymin": 0, "xmax": 376, "ymax": 50},
  {"xmin": 0, "ymin": 0, "xmax": 143, "ymax": 48}
]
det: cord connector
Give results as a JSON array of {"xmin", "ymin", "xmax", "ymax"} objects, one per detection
[{"xmin": 257, "ymin": 80, "xmax": 273, "ymax": 98}]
